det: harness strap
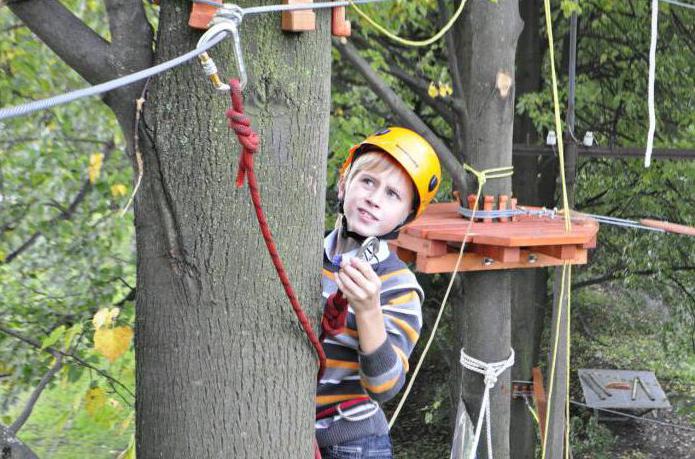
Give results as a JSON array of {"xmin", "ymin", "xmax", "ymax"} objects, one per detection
[{"xmin": 315, "ymin": 396, "xmax": 374, "ymax": 421}]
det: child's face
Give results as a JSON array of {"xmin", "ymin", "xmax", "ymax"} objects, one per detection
[{"xmin": 340, "ymin": 164, "xmax": 415, "ymax": 238}]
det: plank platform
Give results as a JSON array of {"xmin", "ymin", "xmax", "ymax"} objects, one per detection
[{"xmin": 389, "ymin": 202, "xmax": 599, "ymax": 273}]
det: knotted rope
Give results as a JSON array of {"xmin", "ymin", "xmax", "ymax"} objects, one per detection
[
  {"xmin": 458, "ymin": 348, "xmax": 515, "ymax": 459},
  {"xmin": 225, "ymin": 79, "xmax": 327, "ymax": 378},
  {"xmin": 320, "ymin": 292, "xmax": 349, "ymax": 340}
]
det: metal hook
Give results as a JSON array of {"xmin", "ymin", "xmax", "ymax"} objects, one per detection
[
  {"xmin": 196, "ymin": 4, "xmax": 247, "ymax": 92},
  {"xmin": 356, "ymin": 237, "xmax": 379, "ymax": 263}
]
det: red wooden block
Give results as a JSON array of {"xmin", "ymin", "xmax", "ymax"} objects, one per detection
[
  {"xmin": 282, "ymin": 0, "xmax": 316, "ymax": 32},
  {"xmin": 332, "ymin": 6, "xmax": 351, "ymax": 37},
  {"xmin": 189, "ymin": 0, "xmax": 221, "ymax": 30}
]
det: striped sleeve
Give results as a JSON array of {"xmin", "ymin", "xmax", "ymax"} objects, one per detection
[{"xmin": 358, "ymin": 269, "xmax": 423, "ymax": 402}]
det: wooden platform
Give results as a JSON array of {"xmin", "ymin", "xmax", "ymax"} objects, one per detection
[{"xmin": 389, "ymin": 202, "xmax": 599, "ymax": 273}]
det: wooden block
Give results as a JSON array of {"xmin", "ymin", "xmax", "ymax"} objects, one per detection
[
  {"xmin": 396, "ymin": 246, "xmax": 416, "ymax": 263},
  {"xmin": 470, "ymin": 244, "xmax": 521, "ymax": 263},
  {"xmin": 498, "ymin": 195, "xmax": 509, "ymax": 222},
  {"xmin": 188, "ymin": 0, "xmax": 221, "ymax": 30},
  {"xmin": 331, "ymin": 6, "xmax": 351, "ymax": 37},
  {"xmin": 467, "ymin": 194, "xmax": 477, "ymax": 211},
  {"xmin": 533, "ymin": 367, "xmax": 548, "ymax": 441},
  {"xmin": 534, "ymin": 244, "xmax": 577, "ymax": 260},
  {"xmin": 483, "ymin": 195, "xmax": 494, "ymax": 223},
  {"xmin": 394, "ymin": 232, "xmax": 448, "ymax": 257},
  {"xmin": 282, "ymin": 0, "xmax": 316, "ymax": 32},
  {"xmin": 414, "ymin": 249, "xmax": 588, "ymax": 274},
  {"xmin": 582, "ymin": 234, "xmax": 597, "ymax": 249},
  {"xmin": 510, "ymin": 197, "xmax": 518, "ymax": 222}
]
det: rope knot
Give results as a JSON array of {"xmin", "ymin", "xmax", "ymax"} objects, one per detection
[
  {"xmin": 225, "ymin": 79, "xmax": 260, "ymax": 188},
  {"xmin": 483, "ymin": 367, "xmax": 498, "ymax": 388}
]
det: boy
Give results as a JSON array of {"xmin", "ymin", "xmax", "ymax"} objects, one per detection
[{"xmin": 316, "ymin": 127, "xmax": 441, "ymax": 458}]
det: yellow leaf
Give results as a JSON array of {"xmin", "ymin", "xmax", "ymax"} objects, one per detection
[
  {"xmin": 427, "ymin": 82, "xmax": 438, "ymax": 98},
  {"xmin": 94, "ymin": 326, "xmax": 133, "ymax": 362},
  {"xmin": 88, "ymin": 153, "xmax": 104, "ymax": 184},
  {"xmin": 92, "ymin": 307, "xmax": 120, "ymax": 330},
  {"xmin": 85, "ymin": 387, "xmax": 107, "ymax": 417},
  {"xmin": 111, "ymin": 183, "xmax": 128, "ymax": 198}
]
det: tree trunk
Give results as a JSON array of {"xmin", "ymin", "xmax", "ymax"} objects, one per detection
[
  {"xmin": 510, "ymin": 1, "xmax": 550, "ymax": 457},
  {"xmin": 134, "ymin": 2, "xmax": 330, "ymax": 457},
  {"xmin": 452, "ymin": 1, "xmax": 523, "ymax": 457}
]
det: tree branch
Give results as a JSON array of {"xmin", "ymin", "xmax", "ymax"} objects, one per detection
[
  {"xmin": 572, "ymin": 266, "xmax": 695, "ymax": 291},
  {"xmin": 7, "ymin": 0, "xmax": 115, "ymax": 84},
  {"xmin": 0, "ymin": 324, "xmax": 135, "ymax": 403},
  {"xmin": 9, "ymin": 354, "xmax": 63, "ymax": 434},
  {"xmin": 333, "ymin": 37, "xmax": 466, "ymax": 192},
  {"xmin": 3, "ymin": 139, "xmax": 116, "ymax": 264}
]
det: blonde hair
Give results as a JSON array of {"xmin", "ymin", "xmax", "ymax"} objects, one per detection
[{"xmin": 342, "ymin": 150, "xmax": 404, "ymax": 188}]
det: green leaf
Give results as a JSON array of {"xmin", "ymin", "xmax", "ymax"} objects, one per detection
[{"xmin": 41, "ymin": 325, "xmax": 66, "ymax": 351}]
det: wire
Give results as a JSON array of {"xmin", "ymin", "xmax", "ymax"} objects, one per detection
[
  {"xmin": 570, "ymin": 400, "xmax": 695, "ymax": 432},
  {"xmin": 0, "ymin": 33, "xmax": 226, "ymax": 121},
  {"xmin": 0, "ymin": 0, "xmax": 394, "ymax": 121},
  {"xmin": 192, "ymin": 0, "xmax": 391, "ymax": 16},
  {"xmin": 660, "ymin": 0, "xmax": 695, "ymax": 10}
]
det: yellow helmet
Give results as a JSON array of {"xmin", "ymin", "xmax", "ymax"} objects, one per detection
[{"xmin": 341, "ymin": 127, "xmax": 441, "ymax": 218}]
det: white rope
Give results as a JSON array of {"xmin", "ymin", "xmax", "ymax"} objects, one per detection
[
  {"xmin": 458, "ymin": 348, "xmax": 515, "ymax": 459},
  {"xmin": 645, "ymin": 0, "xmax": 659, "ymax": 167}
]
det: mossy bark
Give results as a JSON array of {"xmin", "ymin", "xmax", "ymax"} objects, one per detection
[{"xmin": 134, "ymin": 2, "xmax": 330, "ymax": 457}]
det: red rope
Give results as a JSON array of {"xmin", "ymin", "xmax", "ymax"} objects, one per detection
[
  {"xmin": 225, "ymin": 79, "xmax": 327, "ymax": 379},
  {"xmin": 320, "ymin": 292, "xmax": 349, "ymax": 341}
]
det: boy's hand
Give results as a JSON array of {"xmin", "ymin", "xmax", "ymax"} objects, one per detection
[{"xmin": 335, "ymin": 257, "xmax": 382, "ymax": 314}]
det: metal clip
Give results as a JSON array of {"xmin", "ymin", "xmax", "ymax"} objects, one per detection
[
  {"xmin": 196, "ymin": 4, "xmax": 247, "ymax": 92},
  {"xmin": 356, "ymin": 237, "xmax": 379, "ymax": 263}
]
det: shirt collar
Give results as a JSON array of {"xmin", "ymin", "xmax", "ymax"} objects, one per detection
[{"xmin": 324, "ymin": 228, "xmax": 390, "ymax": 266}]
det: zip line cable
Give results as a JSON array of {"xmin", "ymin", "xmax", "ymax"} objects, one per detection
[
  {"xmin": 0, "ymin": 0, "xmax": 392, "ymax": 121},
  {"xmin": 0, "ymin": 33, "xmax": 225, "ymax": 121},
  {"xmin": 660, "ymin": 0, "xmax": 695, "ymax": 10}
]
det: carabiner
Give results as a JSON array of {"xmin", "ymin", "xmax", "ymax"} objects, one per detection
[{"xmin": 196, "ymin": 4, "xmax": 247, "ymax": 92}]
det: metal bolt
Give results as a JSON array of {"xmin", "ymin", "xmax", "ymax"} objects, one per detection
[
  {"xmin": 483, "ymin": 257, "xmax": 494, "ymax": 266},
  {"xmin": 528, "ymin": 254, "xmax": 538, "ymax": 263}
]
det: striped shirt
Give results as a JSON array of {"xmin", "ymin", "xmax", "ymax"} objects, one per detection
[{"xmin": 315, "ymin": 229, "xmax": 424, "ymax": 447}]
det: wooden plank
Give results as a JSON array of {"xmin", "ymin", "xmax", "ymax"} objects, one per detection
[
  {"xmin": 470, "ymin": 244, "xmax": 520, "ymax": 263},
  {"xmin": 533, "ymin": 245, "xmax": 577, "ymax": 260},
  {"xmin": 394, "ymin": 232, "xmax": 449, "ymax": 256},
  {"xmin": 533, "ymin": 367, "xmax": 548, "ymax": 442},
  {"xmin": 582, "ymin": 234, "xmax": 597, "ymax": 249},
  {"xmin": 415, "ymin": 249, "xmax": 587, "ymax": 274}
]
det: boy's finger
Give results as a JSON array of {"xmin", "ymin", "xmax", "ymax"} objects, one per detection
[
  {"xmin": 341, "ymin": 263, "xmax": 367, "ymax": 285},
  {"xmin": 350, "ymin": 257, "xmax": 380, "ymax": 283},
  {"xmin": 337, "ymin": 271, "xmax": 366, "ymax": 300}
]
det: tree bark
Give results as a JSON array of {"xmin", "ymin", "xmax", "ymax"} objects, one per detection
[
  {"xmin": 452, "ymin": 1, "xmax": 523, "ymax": 458},
  {"xmin": 510, "ymin": 1, "xmax": 551, "ymax": 457},
  {"xmin": 0, "ymin": 424, "xmax": 38, "ymax": 459},
  {"xmin": 132, "ymin": 2, "xmax": 331, "ymax": 457}
]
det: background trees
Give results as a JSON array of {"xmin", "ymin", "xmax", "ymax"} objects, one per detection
[{"xmin": 1, "ymin": 0, "xmax": 693, "ymax": 457}]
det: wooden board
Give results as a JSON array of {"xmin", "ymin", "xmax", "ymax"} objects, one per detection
[{"xmin": 391, "ymin": 202, "xmax": 599, "ymax": 273}]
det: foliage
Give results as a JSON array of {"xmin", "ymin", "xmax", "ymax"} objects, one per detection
[
  {"xmin": 1, "ymin": 1, "xmax": 136, "ymax": 455},
  {"xmin": 1, "ymin": 0, "xmax": 693, "ymax": 457}
]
